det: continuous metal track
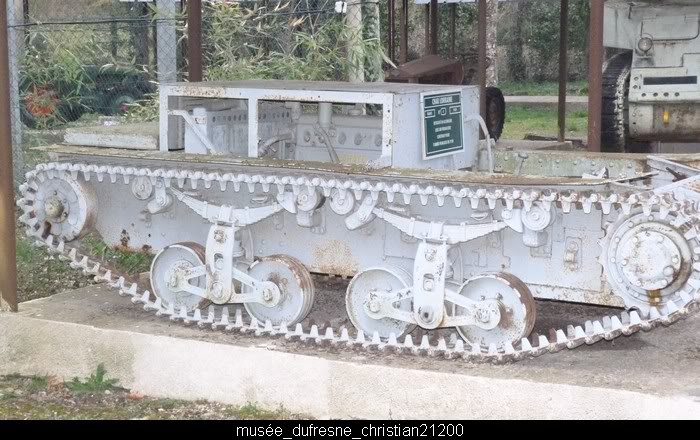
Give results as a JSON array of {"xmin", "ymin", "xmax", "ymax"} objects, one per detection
[{"xmin": 17, "ymin": 161, "xmax": 700, "ymax": 363}]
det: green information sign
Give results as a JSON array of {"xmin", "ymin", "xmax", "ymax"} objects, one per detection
[{"xmin": 421, "ymin": 91, "xmax": 464, "ymax": 159}]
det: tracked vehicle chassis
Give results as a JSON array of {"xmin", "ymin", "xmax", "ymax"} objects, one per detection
[
  {"xmin": 17, "ymin": 144, "xmax": 700, "ymax": 362},
  {"xmin": 17, "ymin": 80, "xmax": 700, "ymax": 363}
]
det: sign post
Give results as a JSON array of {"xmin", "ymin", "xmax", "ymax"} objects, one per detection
[{"xmin": 421, "ymin": 90, "xmax": 465, "ymax": 160}]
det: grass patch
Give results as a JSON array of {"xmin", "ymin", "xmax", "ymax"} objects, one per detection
[
  {"xmin": 82, "ymin": 235, "xmax": 153, "ymax": 276},
  {"xmin": 27, "ymin": 376, "xmax": 48, "ymax": 393},
  {"xmin": 66, "ymin": 364, "xmax": 119, "ymax": 395},
  {"xmin": 0, "ymin": 371, "xmax": 308, "ymax": 420},
  {"xmin": 499, "ymin": 80, "xmax": 588, "ymax": 97},
  {"xmin": 15, "ymin": 212, "xmax": 97, "ymax": 302},
  {"xmin": 503, "ymin": 106, "xmax": 588, "ymax": 140}
]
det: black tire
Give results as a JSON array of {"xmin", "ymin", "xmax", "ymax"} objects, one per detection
[
  {"xmin": 601, "ymin": 51, "xmax": 650, "ymax": 153},
  {"xmin": 484, "ymin": 87, "xmax": 506, "ymax": 141}
]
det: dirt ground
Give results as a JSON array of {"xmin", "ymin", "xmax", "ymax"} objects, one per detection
[{"xmin": 0, "ymin": 373, "xmax": 306, "ymax": 420}]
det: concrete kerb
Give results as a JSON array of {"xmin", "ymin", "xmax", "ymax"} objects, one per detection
[{"xmin": 2, "ymin": 310, "xmax": 700, "ymax": 419}]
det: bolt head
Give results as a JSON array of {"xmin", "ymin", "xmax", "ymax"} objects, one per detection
[
  {"xmin": 477, "ymin": 308, "xmax": 491, "ymax": 324},
  {"xmin": 418, "ymin": 307, "xmax": 434, "ymax": 324},
  {"xmin": 44, "ymin": 197, "xmax": 65, "ymax": 220},
  {"xmin": 262, "ymin": 289, "xmax": 272, "ymax": 301},
  {"xmin": 214, "ymin": 230, "xmax": 226, "ymax": 243}
]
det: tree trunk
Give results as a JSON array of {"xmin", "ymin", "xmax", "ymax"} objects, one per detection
[
  {"xmin": 509, "ymin": 0, "xmax": 527, "ymax": 82},
  {"xmin": 485, "ymin": 0, "xmax": 498, "ymax": 86}
]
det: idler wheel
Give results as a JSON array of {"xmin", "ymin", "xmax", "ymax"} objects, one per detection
[{"xmin": 31, "ymin": 175, "xmax": 96, "ymax": 241}]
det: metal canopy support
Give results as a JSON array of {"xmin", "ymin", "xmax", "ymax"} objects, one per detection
[
  {"xmin": 187, "ymin": 0, "xmax": 203, "ymax": 82},
  {"xmin": 478, "ymin": 0, "xmax": 487, "ymax": 119},
  {"xmin": 558, "ymin": 0, "xmax": 569, "ymax": 142},
  {"xmin": 588, "ymin": 0, "xmax": 605, "ymax": 152},
  {"xmin": 449, "ymin": 3, "xmax": 456, "ymax": 58},
  {"xmin": 429, "ymin": 0, "xmax": 438, "ymax": 55},
  {"xmin": 0, "ymin": 2, "xmax": 18, "ymax": 312}
]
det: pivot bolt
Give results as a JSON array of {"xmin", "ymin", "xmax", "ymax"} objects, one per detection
[
  {"xmin": 214, "ymin": 230, "xmax": 226, "ymax": 243},
  {"xmin": 419, "ymin": 307, "xmax": 434, "ymax": 324},
  {"xmin": 423, "ymin": 279, "xmax": 434, "ymax": 291},
  {"xmin": 211, "ymin": 283, "xmax": 224, "ymax": 300},
  {"xmin": 425, "ymin": 248, "xmax": 437, "ymax": 261},
  {"xmin": 262, "ymin": 288, "xmax": 273, "ymax": 302},
  {"xmin": 476, "ymin": 308, "xmax": 492, "ymax": 324},
  {"xmin": 44, "ymin": 197, "xmax": 65, "ymax": 220},
  {"xmin": 167, "ymin": 273, "xmax": 179, "ymax": 289}
]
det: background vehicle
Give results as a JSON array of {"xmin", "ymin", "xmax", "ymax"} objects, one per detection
[{"xmin": 603, "ymin": 0, "xmax": 700, "ymax": 152}]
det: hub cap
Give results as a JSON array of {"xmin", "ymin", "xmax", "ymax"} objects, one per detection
[
  {"xmin": 602, "ymin": 211, "xmax": 697, "ymax": 316},
  {"xmin": 31, "ymin": 175, "xmax": 96, "ymax": 241}
]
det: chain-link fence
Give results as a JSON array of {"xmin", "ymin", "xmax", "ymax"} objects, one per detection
[
  {"xmin": 5, "ymin": 0, "xmax": 592, "ymax": 178},
  {"xmin": 7, "ymin": 0, "xmax": 183, "ymax": 128},
  {"xmin": 199, "ymin": 0, "xmax": 384, "ymax": 82}
]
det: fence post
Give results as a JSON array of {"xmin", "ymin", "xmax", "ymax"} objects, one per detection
[
  {"xmin": 347, "ymin": 0, "xmax": 364, "ymax": 83},
  {"xmin": 587, "ymin": 0, "xmax": 604, "ymax": 152},
  {"xmin": 157, "ymin": 0, "xmax": 178, "ymax": 84},
  {"xmin": 7, "ymin": 0, "xmax": 23, "ymax": 187},
  {"xmin": 1, "ymin": 0, "xmax": 18, "ymax": 312}
]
